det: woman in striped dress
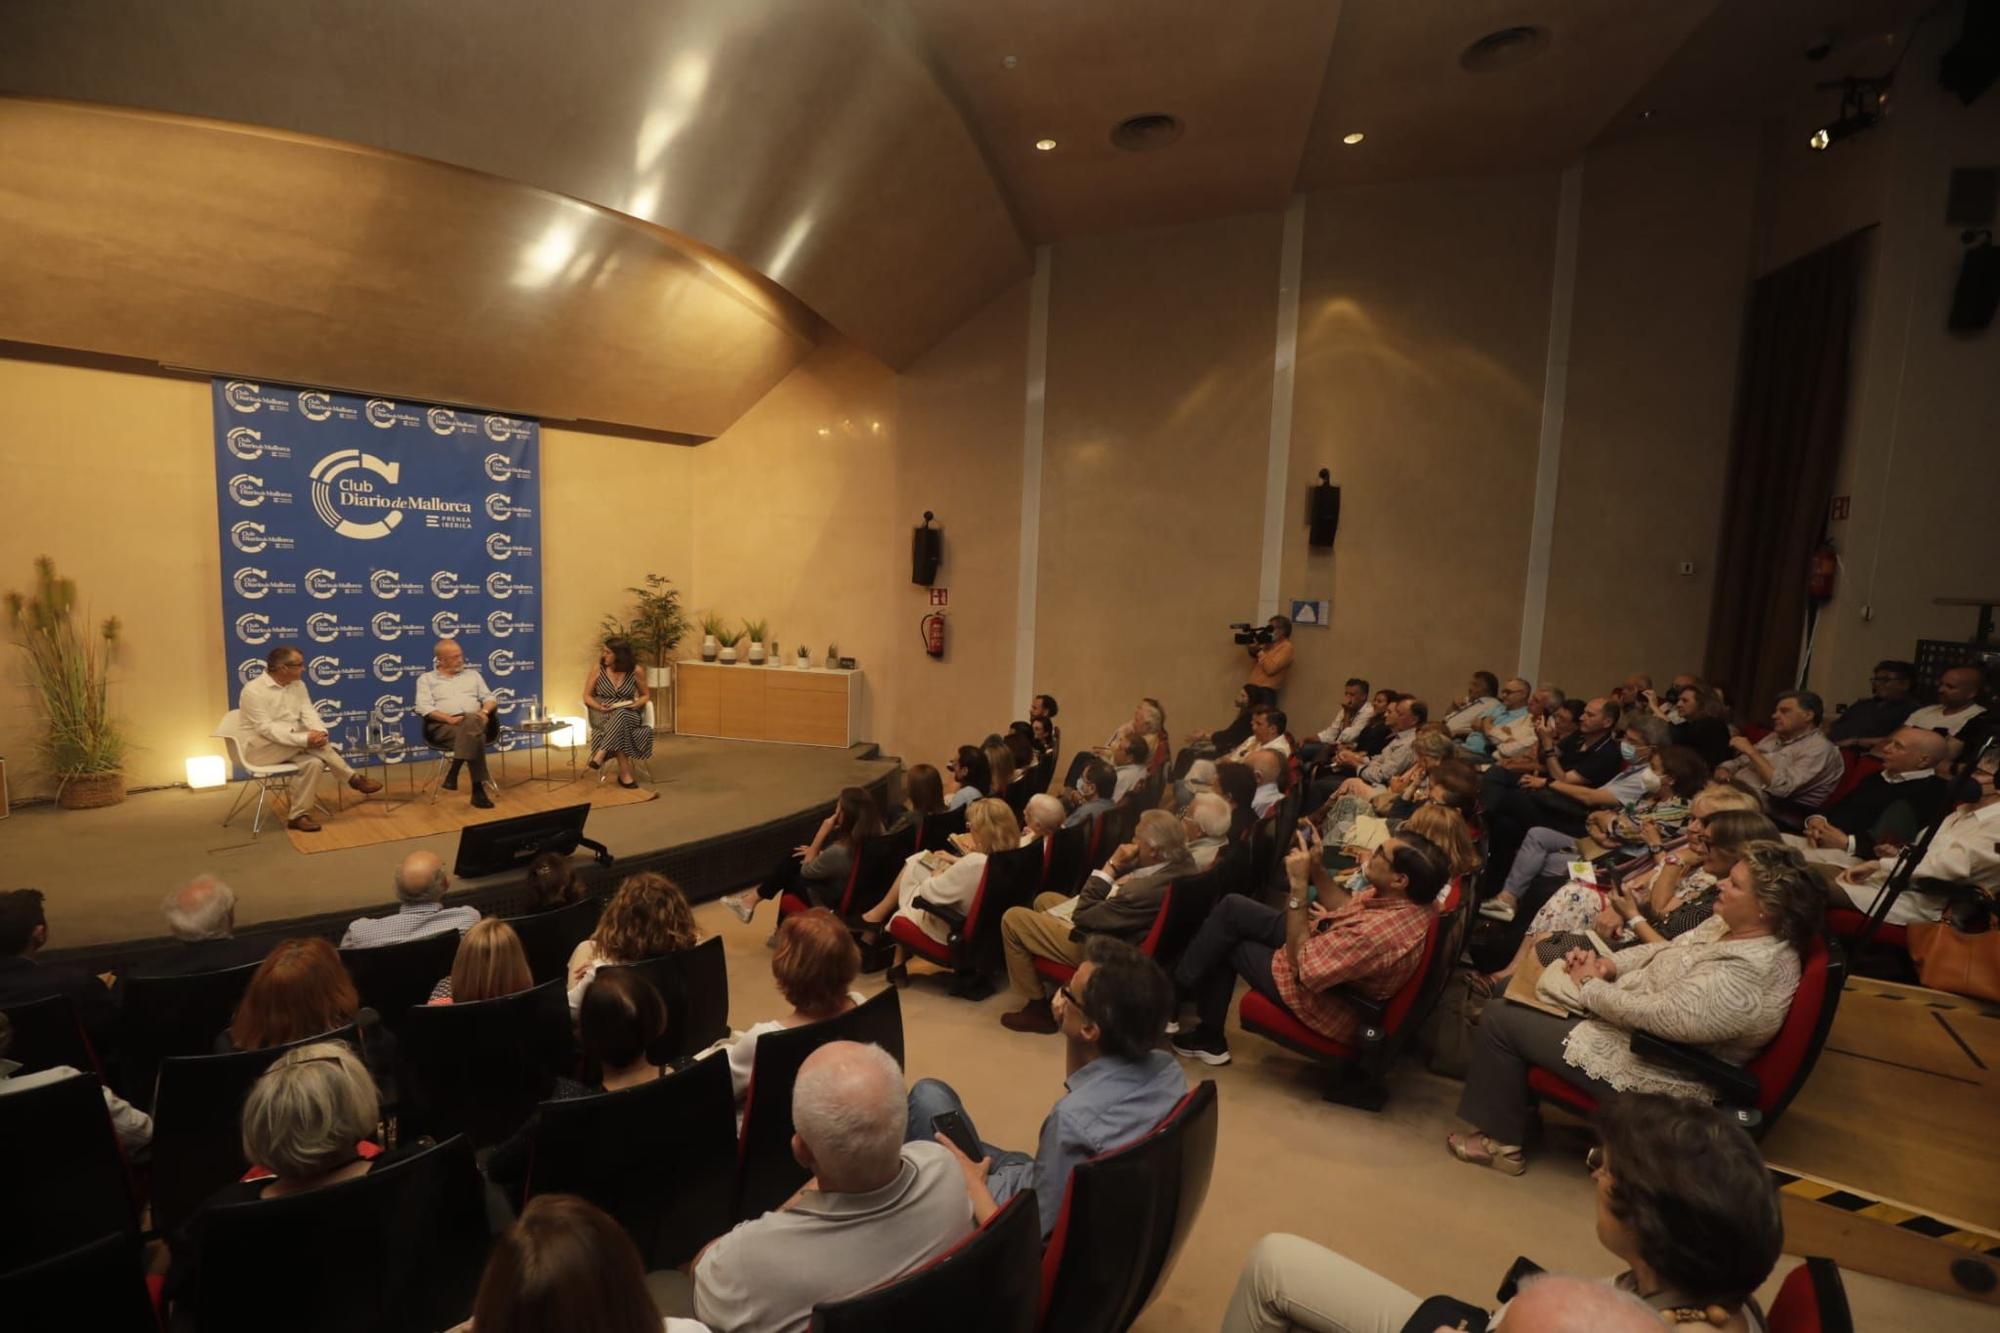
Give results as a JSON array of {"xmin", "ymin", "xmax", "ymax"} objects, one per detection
[{"xmin": 584, "ymin": 639, "xmax": 653, "ymax": 788}]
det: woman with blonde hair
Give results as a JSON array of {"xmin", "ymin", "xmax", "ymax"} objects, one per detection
[
  {"xmin": 428, "ymin": 918, "xmax": 534, "ymax": 1004},
  {"xmin": 859, "ymin": 797, "xmax": 1020, "ymax": 980},
  {"xmin": 984, "ymin": 739, "xmax": 1019, "ymax": 801},
  {"xmin": 1401, "ymin": 802, "xmax": 1480, "ymax": 885},
  {"xmin": 565, "ymin": 872, "xmax": 699, "ymax": 1015}
]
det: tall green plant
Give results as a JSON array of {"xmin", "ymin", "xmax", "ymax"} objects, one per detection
[
  {"xmin": 5, "ymin": 557, "xmax": 128, "ymax": 775},
  {"xmin": 599, "ymin": 574, "xmax": 690, "ymax": 667}
]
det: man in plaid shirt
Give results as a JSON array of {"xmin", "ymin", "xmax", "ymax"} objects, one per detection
[{"xmin": 1170, "ymin": 828, "xmax": 1445, "ymax": 1065}]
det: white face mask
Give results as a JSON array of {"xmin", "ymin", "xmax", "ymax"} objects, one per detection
[{"xmin": 1639, "ymin": 768, "xmax": 1662, "ymax": 794}]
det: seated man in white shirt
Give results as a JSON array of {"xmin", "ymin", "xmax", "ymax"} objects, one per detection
[
  {"xmin": 1249, "ymin": 749, "xmax": 1287, "ymax": 819},
  {"xmin": 1182, "ymin": 792, "xmax": 1233, "ymax": 870},
  {"xmin": 1906, "ymin": 665, "xmax": 1988, "ymax": 738},
  {"xmin": 692, "ymin": 1041, "xmax": 974, "ymax": 1333},
  {"xmin": 1717, "ymin": 690, "xmax": 1845, "ymax": 817},
  {"xmin": 1110, "ymin": 735, "xmax": 1150, "ymax": 803},
  {"xmin": 237, "ymin": 644, "xmax": 382, "ymax": 833},
  {"xmin": 415, "ymin": 638, "xmax": 501, "ymax": 809},
  {"xmin": 1442, "ymin": 672, "xmax": 1501, "ymax": 738},
  {"xmin": 1302, "ymin": 677, "xmax": 1374, "ymax": 766},
  {"xmin": 339, "ymin": 849, "xmax": 480, "ymax": 949},
  {"xmin": 1222, "ymin": 706, "xmax": 1294, "ymax": 765},
  {"xmin": 1835, "ymin": 750, "xmax": 2000, "ymax": 926}
]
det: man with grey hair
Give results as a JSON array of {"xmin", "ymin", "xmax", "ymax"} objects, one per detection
[
  {"xmin": 998, "ymin": 808, "xmax": 1195, "ymax": 1034},
  {"xmin": 1718, "ymin": 689, "xmax": 1845, "ymax": 816},
  {"xmin": 1183, "ymin": 792, "xmax": 1233, "ymax": 870},
  {"xmin": 692, "ymin": 1042, "xmax": 972, "ymax": 1333},
  {"xmin": 1021, "ymin": 793, "xmax": 1066, "ymax": 844},
  {"xmin": 132, "ymin": 875, "xmax": 266, "ymax": 978},
  {"xmin": 415, "ymin": 638, "xmax": 501, "ymax": 810},
  {"xmin": 338, "ymin": 849, "xmax": 479, "ymax": 949}
]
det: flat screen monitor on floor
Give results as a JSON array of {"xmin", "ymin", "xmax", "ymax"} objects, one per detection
[{"xmin": 454, "ymin": 803, "xmax": 592, "ymax": 879}]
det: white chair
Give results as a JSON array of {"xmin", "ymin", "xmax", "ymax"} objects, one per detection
[
  {"xmin": 214, "ymin": 710, "xmax": 304, "ymax": 834},
  {"xmin": 592, "ymin": 699, "xmax": 657, "ymax": 787}
]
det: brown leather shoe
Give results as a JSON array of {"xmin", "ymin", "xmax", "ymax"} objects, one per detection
[
  {"xmin": 1000, "ymin": 999, "xmax": 1058, "ymax": 1035},
  {"xmin": 287, "ymin": 812, "xmax": 322, "ymax": 833},
  {"xmin": 348, "ymin": 774, "xmax": 384, "ymax": 795}
]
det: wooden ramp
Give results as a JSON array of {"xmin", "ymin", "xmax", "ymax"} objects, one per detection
[{"xmin": 1761, "ymin": 977, "xmax": 2000, "ymax": 1307}]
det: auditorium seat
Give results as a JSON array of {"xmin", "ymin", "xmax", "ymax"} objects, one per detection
[
  {"xmin": 892, "ymin": 842, "xmax": 1044, "ymax": 999},
  {"xmin": 0, "ymin": 992, "xmax": 103, "ymax": 1080},
  {"xmin": 395, "ymin": 978, "xmax": 573, "ymax": 1147},
  {"xmin": 1038, "ymin": 1081, "xmax": 1219, "ymax": 1333},
  {"xmin": 1236, "ymin": 878, "xmax": 1464, "ymax": 1110},
  {"xmin": 603, "ymin": 935, "xmax": 730, "ymax": 1066},
  {"xmin": 500, "ymin": 895, "xmax": 605, "ymax": 986},
  {"xmin": 1526, "ymin": 935, "xmax": 1846, "ymax": 1137},
  {"xmin": 0, "ymin": 1230, "xmax": 160, "ymax": 1333},
  {"xmin": 781, "ymin": 828, "xmax": 912, "ymax": 920},
  {"xmin": 169, "ymin": 1134, "xmax": 489, "ymax": 1333},
  {"xmin": 0, "ymin": 1067, "xmax": 140, "ymax": 1272},
  {"xmin": 1768, "ymin": 1257, "xmax": 1855, "ymax": 1333},
  {"xmin": 121, "ymin": 961, "xmax": 262, "ymax": 1110},
  {"xmin": 1032, "ymin": 886, "xmax": 1174, "ymax": 991},
  {"xmin": 1155, "ymin": 852, "xmax": 1250, "ymax": 965},
  {"xmin": 339, "ymin": 931, "xmax": 462, "ymax": 1029},
  {"xmin": 737, "ymin": 987, "xmax": 905, "ymax": 1219},
  {"xmin": 1041, "ymin": 818, "xmax": 1099, "ymax": 899},
  {"xmin": 150, "ymin": 1025, "xmax": 359, "ymax": 1236},
  {"xmin": 809, "ymin": 1189, "xmax": 1041, "ymax": 1333},
  {"xmin": 920, "ymin": 806, "xmax": 969, "ymax": 852},
  {"xmin": 524, "ymin": 1054, "xmax": 737, "ymax": 1269}
]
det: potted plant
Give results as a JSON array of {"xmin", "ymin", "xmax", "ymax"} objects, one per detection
[
  {"xmin": 6, "ymin": 557, "xmax": 129, "ymax": 808},
  {"xmin": 698, "ymin": 612, "xmax": 728, "ymax": 663},
  {"xmin": 599, "ymin": 574, "xmax": 690, "ymax": 689},
  {"xmin": 743, "ymin": 619, "xmax": 769, "ymax": 665},
  {"xmin": 796, "ymin": 644, "xmax": 811, "ymax": 670},
  {"xmin": 714, "ymin": 622, "xmax": 744, "ymax": 664}
]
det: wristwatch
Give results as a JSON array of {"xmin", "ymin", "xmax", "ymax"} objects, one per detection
[
  {"xmin": 1626, "ymin": 913, "xmax": 1647, "ymax": 930},
  {"xmin": 1287, "ymin": 896, "xmax": 1304, "ymax": 911}
]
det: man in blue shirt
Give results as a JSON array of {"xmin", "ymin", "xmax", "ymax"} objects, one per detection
[
  {"xmin": 1464, "ymin": 676, "xmax": 1533, "ymax": 757},
  {"xmin": 904, "ymin": 936, "xmax": 1187, "ymax": 1238}
]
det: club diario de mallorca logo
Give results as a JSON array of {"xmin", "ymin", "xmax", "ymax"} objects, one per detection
[
  {"xmin": 485, "ymin": 610, "xmax": 535, "ymax": 638},
  {"xmin": 373, "ymin": 654, "xmax": 427, "ymax": 683},
  {"xmin": 428, "ymin": 407, "xmax": 480, "ymax": 437},
  {"xmin": 431, "ymin": 611, "xmax": 480, "ymax": 639},
  {"xmin": 310, "ymin": 656, "xmax": 366, "ymax": 687},
  {"xmin": 485, "ymin": 493, "xmax": 531, "ymax": 522},
  {"xmin": 484, "ymin": 452, "xmax": 531, "ymax": 481},
  {"xmin": 232, "ymin": 567, "xmax": 298, "ymax": 600},
  {"xmin": 226, "ymin": 427, "xmax": 291, "ymax": 461},
  {"xmin": 486, "ymin": 532, "xmax": 534, "ymax": 560},
  {"xmin": 236, "ymin": 658, "xmax": 268, "ymax": 685},
  {"xmin": 227, "ymin": 474, "xmax": 294, "ymax": 508},
  {"xmin": 484, "ymin": 415, "xmax": 532, "ymax": 443},
  {"xmin": 222, "ymin": 381, "xmax": 293, "ymax": 414},
  {"xmin": 364, "ymin": 399, "xmax": 422, "ymax": 430},
  {"xmin": 430, "ymin": 570, "xmax": 481, "ymax": 600},
  {"xmin": 230, "ymin": 521, "xmax": 295, "ymax": 555},
  {"xmin": 309, "ymin": 449, "xmax": 475, "ymax": 540}
]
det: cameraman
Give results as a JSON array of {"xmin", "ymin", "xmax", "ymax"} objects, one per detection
[{"xmin": 1244, "ymin": 614, "xmax": 1294, "ymax": 706}]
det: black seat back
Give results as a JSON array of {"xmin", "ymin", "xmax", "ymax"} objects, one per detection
[
  {"xmin": 395, "ymin": 979, "xmax": 573, "ymax": 1147},
  {"xmin": 527, "ymin": 1055, "xmax": 737, "ymax": 1269},
  {"xmin": 847, "ymin": 830, "xmax": 915, "ymax": 916},
  {"xmin": 1155, "ymin": 849, "xmax": 1249, "ymax": 966},
  {"xmin": 1043, "ymin": 820, "xmax": 1093, "ymax": 898},
  {"xmin": 339, "ymin": 931, "xmax": 462, "ymax": 1027},
  {"xmin": 810, "ymin": 1189, "xmax": 1041, "ymax": 1333},
  {"xmin": 150, "ymin": 1025, "xmax": 358, "ymax": 1236},
  {"xmin": 605, "ymin": 935, "xmax": 730, "ymax": 1066},
  {"xmin": 1, "ymin": 993, "xmax": 99, "ymax": 1078},
  {"xmin": 0, "ymin": 1230, "xmax": 158, "ymax": 1333},
  {"xmin": 122, "ymin": 961, "xmax": 262, "ymax": 1110},
  {"xmin": 178, "ymin": 1135, "xmax": 490, "ymax": 1333},
  {"xmin": 920, "ymin": 806, "xmax": 969, "ymax": 851},
  {"xmin": 0, "ymin": 1069, "xmax": 138, "ymax": 1270},
  {"xmin": 1040, "ymin": 1081, "xmax": 1219, "ymax": 1333},
  {"xmin": 738, "ymin": 987, "xmax": 905, "ymax": 1219},
  {"xmin": 500, "ymin": 896, "xmax": 605, "ymax": 986},
  {"xmin": 968, "ymin": 843, "xmax": 1051, "ymax": 974}
]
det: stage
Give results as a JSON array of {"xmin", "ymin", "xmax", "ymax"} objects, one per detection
[{"xmin": 14, "ymin": 736, "xmax": 900, "ymax": 954}]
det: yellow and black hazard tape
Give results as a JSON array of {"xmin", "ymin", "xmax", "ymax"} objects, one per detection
[{"xmin": 1770, "ymin": 1166, "xmax": 2000, "ymax": 1259}]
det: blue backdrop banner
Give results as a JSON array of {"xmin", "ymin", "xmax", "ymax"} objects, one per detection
[{"xmin": 213, "ymin": 379, "xmax": 543, "ymax": 766}]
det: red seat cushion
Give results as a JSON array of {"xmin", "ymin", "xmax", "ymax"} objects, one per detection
[
  {"xmin": 888, "ymin": 915, "xmax": 950, "ymax": 965},
  {"xmin": 1239, "ymin": 991, "xmax": 1357, "ymax": 1060},
  {"xmin": 1826, "ymin": 906, "xmax": 1906, "ymax": 948},
  {"xmin": 1527, "ymin": 1066, "xmax": 1598, "ymax": 1115},
  {"xmin": 777, "ymin": 892, "xmax": 811, "ymax": 918},
  {"xmin": 1825, "ymin": 753, "xmax": 1881, "ymax": 808},
  {"xmin": 1033, "ymin": 956, "xmax": 1076, "ymax": 986}
]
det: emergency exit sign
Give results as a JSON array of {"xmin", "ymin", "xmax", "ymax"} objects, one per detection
[
  {"xmin": 929, "ymin": 588, "xmax": 948, "ymax": 606},
  {"xmin": 1830, "ymin": 496, "xmax": 1851, "ymax": 520}
]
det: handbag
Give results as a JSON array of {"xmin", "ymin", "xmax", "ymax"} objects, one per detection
[{"xmin": 1905, "ymin": 916, "xmax": 2000, "ymax": 1002}]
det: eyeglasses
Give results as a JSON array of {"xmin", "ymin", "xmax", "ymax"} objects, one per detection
[
  {"xmin": 1055, "ymin": 983, "xmax": 1086, "ymax": 1018},
  {"xmin": 1586, "ymin": 1145, "xmax": 1606, "ymax": 1176}
]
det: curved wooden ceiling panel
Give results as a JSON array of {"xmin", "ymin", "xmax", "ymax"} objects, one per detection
[
  {"xmin": 0, "ymin": 98, "xmax": 819, "ymax": 437},
  {"xmin": 0, "ymin": 0, "xmax": 1032, "ymax": 369}
]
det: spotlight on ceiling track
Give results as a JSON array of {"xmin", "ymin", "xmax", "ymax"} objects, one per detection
[
  {"xmin": 1342, "ymin": 132, "xmax": 1365, "ymax": 145},
  {"xmin": 1808, "ymin": 78, "xmax": 1888, "ymax": 152},
  {"xmin": 1034, "ymin": 138, "xmax": 1057, "ymax": 152}
]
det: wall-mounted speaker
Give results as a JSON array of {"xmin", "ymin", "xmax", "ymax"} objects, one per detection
[
  {"xmin": 1948, "ymin": 234, "xmax": 1999, "ymax": 334},
  {"xmin": 911, "ymin": 512, "xmax": 942, "ymax": 585},
  {"xmin": 1308, "ymin": 469, "xmax": 1341, "ymax": 549}
]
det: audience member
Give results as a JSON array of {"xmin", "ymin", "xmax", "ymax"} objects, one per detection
[
  {"xmin": 1021, "ymin": 793, "xmax": 1067, "ymax": 845},
  {"xmin": 1331, "ymin": 694, "xmax": 1424, "ymax": 791},
  {"xmin": 459, "ymin": 1193, "xmax": 704, "ymax": 1333},
  {"xmin": 1660, "ymin": 678, "xmax": 1735, "ymax": 768},
  {"xmin": 1214, "ymin": 760, "xmax": 1260, "ymax": 840},
  {"xmin": 1716, "ymin": 690, "xmax": 1844, "ymax": 813},
  {"xmin": 945, "ymin": 744, "xmax": 990, "ymax": 811},
  {"xmin": 1443, "ymin": 671, "xmax": 1502, "ymax": 738},
  {"xmin": 1003, "ymin": 727, "xmax": 1036, "ymax": 781},
  {"xmin": 984, "ymin": 739, "xmax": 1019, "ymax": 802},
  {"xmin": 428, "ymin": 918, "xmax": 534, "ymax": 1004},
  {"xmin": 696, "ymin": 1041, "xmax": 974, "ymax": 1332},
  {"xmin": 1449, "ymin": 842, "xmax": 1820, "ymax": 1174},
  {"xmin": 1465, "ymin": 676, "xmax": 1534, "ymax": 758},
  {"xmin": 1613, "ymin": 672, "xmax": 1655, "ymax": 711},
  {"xmin": 890, "ymin": 763, "xmax": 947, "ymax": 835},
  {"xmin": 1030, "ymin": 692, "xmax": 1062, "ymax": 754},
  {"xmin": 521, "ymin": 852, "xmax": 586, "ymax": 914},
  {"xmin": 1346, "ymin": 687, "xmax": 1399, "ymax": 758},
  {"xmin": 1905, "ymin": 665, "xmax": 1987, "ymax": 738},
  {"xmin": 1184, "ymin": 792, "xmax": 1234, "ymax": 869},
  {"xmin": 1226, "ymin": 1093, "xmax": 1781, "ymax": 1332},
  {"xmin": 0, "ymin": 887, "xmax": 120, "ymax": 1054},
  {"xmin": 1486, "ymin": 696, "xmax": 1589, "ymax": 796},
  {"xmin": 1111, "ymin": 734, "xmax": 1151, "ymax": 802},
  {"xmin": 127, "ymin": 875, "xmax": 268, "ymax": 978},
  {"xmin": 1244, "ymin": 615, "xmax": 1294, "ymax": 704},
  {"xmin": 0, "ymin": 1008, "xmax": 151, "ymax": 1157},
  {"xmin": 1249, "ymin": 748, "xmax": 1286, "ymax": 818},
  {"xmin": 1400, "ymin": 801, "xmax": 1480, "ymax": 886},
  {"xmin": 1060, "ymin": 758, "xmax": 1117, "ymax": 829},
  {"xmin": 714, "ymin": 909, "xmax": 864, "ymax": 1113},
  {"xmin": 908, "ymin": 936, "xmax": 1186, "ymax": 1238},
  {"xmin": 724, "ymin": 785, "xmax": 886, "ymax": 923},
  {"xmin": 1835, "ymin": 746, "xmax": 1999, "ymax": 925},
  {"xmin": 1175, "ymin": 756, "xmax": 1220, "ymax": 810},
  {"xmin": 1303, "ymin": 677, "xmax": 1374, "ymax": 764},
  {"xmin": 167, "ymin": 1041, "xmax": 401, "ymax": 1321},
  {"xmin": 998, "ymin": 808, "xmax": 1196, "ymax": 1033},
  {"xmin": 1826, "ymin": 659, "xmax": 1919, "ymax": 749},
  {"xmin": 220, "ymin": 937, "xmax": 380, "ymax": 1057},
  {"xmin": 1171, "ymin": 829, "xmax": 1448, "ymax": 1065},
  {"xmin": 1804, "ymin": 726, "xmax": 1950, "ymax": 856},
  {"xmin": 1322, "ymin": 726, "xmax": 1453, "ymax": 823},
  {"xmin": 859, "ymin": 798, "xmax": 1019, "ymax": 974},
  {"xmin": 1029, "ymin": 714, "xmax": 1058, "ymax": 759},
  {"xmin": 339, "ymin": 850, "xmax": 480, "ymax": 949},
  {"xmin": 1220, "ymin": 705, "xmax": 1292, "ymax": 765},
  {"xmin": 565, "ymin": 872, "xmax": 700, "ymax": 1015}
]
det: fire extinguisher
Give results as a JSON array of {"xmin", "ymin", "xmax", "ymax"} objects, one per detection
[
  {"xmin": 1807, "ymin": 541, "xmax": 1838, "ymax": 602},
  {"xmin": 920, "ymin": 611, "xmax": 946, "ymax": 659}
]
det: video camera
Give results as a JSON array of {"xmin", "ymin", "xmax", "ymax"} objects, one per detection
[{"xmin": 1230, "ymin": 621, "xmax": 1276, "ymax": 647}]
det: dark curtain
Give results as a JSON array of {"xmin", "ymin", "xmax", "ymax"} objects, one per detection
[{"xmin": 1703, "ymin": 230, "xmax": 1868, "ymax": 719}]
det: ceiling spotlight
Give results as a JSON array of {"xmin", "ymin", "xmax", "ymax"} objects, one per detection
[
  {"xmin": 1808, "ymin": 78, "xmax": 1887, "ymax": 152},
  {"xmin": 1001, "ymin": 54, "xmax": 1019, "ymax": 69},
  {"xmin": 1034, "ymin": 138, "xmax": 1057, "ymax": 152},
  {"xmin": 1342, "ymin": 132, "xmax": 1365, "ymax": 145}
]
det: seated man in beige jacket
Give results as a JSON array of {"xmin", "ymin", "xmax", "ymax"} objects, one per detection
[{"xmin": 997, "ymin": 809, "xmax": 1195, "ymax": 1036}]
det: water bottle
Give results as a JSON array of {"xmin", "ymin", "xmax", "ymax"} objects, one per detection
[
  {"xmin": 528, "ymin": 694, "xmax": 542, "ymax": 725},
  {"xmin": 366, "ymin": 705, "xmax": 384, "ymax": 752}
]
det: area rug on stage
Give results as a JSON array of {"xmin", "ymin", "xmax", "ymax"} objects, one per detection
[{"xmin": 285, "ymin": 776, "xmax": 658, "ymax": 855}]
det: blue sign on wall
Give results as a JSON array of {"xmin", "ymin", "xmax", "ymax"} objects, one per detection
[{"xmin": 213, "ymin": 379, "xmax": 543, "ymax": 765}]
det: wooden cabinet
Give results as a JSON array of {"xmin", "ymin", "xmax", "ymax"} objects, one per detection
[{"xmin": 673, "ymin": 662, "xmax": 859, "ymax": 747}]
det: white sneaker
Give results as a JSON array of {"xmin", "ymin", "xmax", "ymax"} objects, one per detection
[
  {"xmin": 1164, "ymin": 1020, "xmax": 1181, "ymax": 1036},
  {"xmin": 720, "ymin": 891, "xmax": 756, "ymax": 924},
  {"xmin": 1477, "ymin": 899, "xmax": 1516, "ymax": 922}
]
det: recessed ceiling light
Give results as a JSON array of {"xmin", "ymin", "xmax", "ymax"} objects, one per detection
[
  {"xmin": 1001, "ymin": 54, "xmax": 1019, "ymax": 69},
  {"xmin": 1034, "ymin": 138, "xmax": 1057, "ymax": 151},
  {"xmin": 1342, "ymin": 132, "xmax": 1365, "ymax": 145}
]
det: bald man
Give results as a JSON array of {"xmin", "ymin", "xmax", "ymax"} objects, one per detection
[
  {"xmin": 415, "ymin": 638, "xmax": 500, "ymax": 809},
  {"xmin": 1805, "ymin": 726, "xmax": 1952, "ymax": 857},
  {"xmin": 1906, "ymin": 665, "xmax": 1988, "ymax": 738},
  {"xmin": 339, "ymin": 849, "xmax": 480, "ymax": 949}
]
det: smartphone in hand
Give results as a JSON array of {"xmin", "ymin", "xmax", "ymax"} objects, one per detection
[{"xmin": 932, "ymin": 1111, "xmax": 982, "ymax": 1161}]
